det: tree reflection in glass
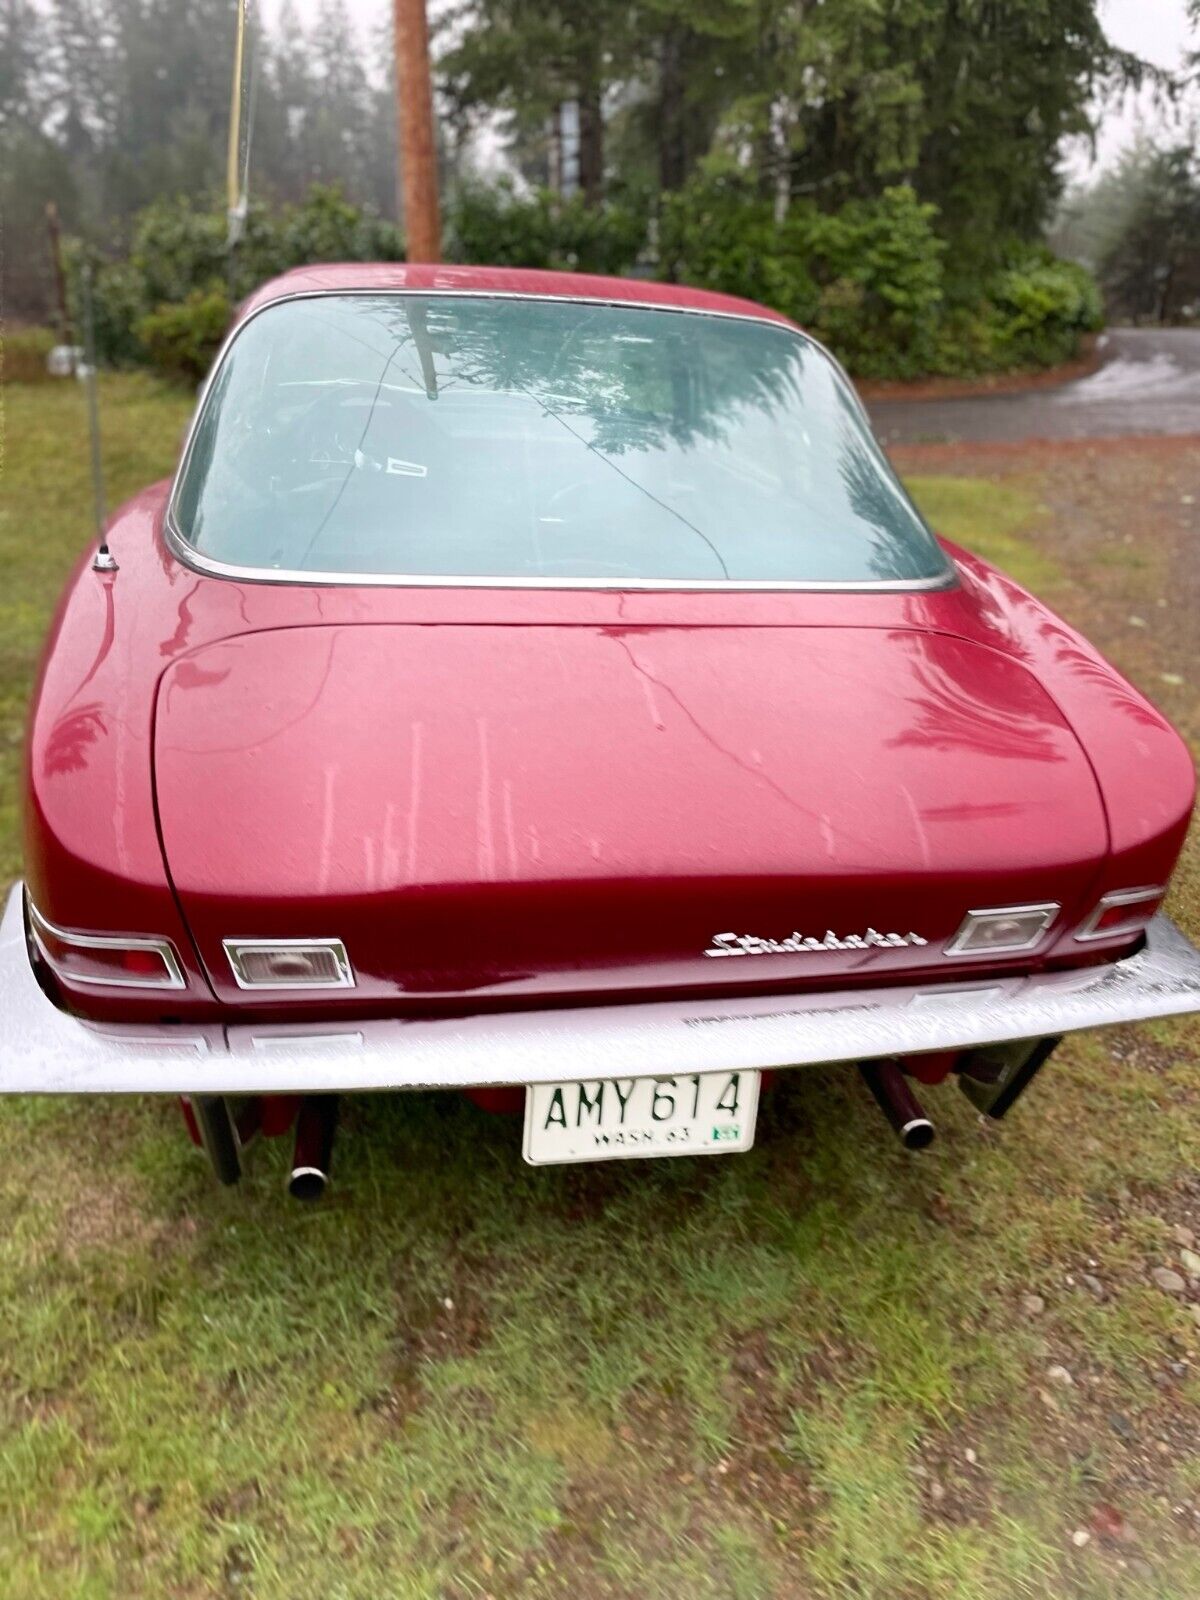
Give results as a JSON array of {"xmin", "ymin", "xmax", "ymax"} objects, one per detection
[{"xmin": 175, "ymin": 293, "xmax": 952, "ymax": 587}]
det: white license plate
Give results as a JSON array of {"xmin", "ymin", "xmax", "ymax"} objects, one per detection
[{"xmin": 523, "ymin": 1070, "xmax": 760, "ymax": 1166}]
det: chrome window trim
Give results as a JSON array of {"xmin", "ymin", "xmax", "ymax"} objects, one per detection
[
  {"xmin": 163, "ymin": 287, "xmax": 957, "ymax": 596},
  {"xmin": 944, "ymin": 903, "xmax": 1061, "ymax": 958},
  {"xmin": 223, "ymin": 938, "xmax": 356, "ymax": 991},
  {"xmin": 1076, "ymin": 886, "xmax": 1165, "ymax": 942},
  {"xmin": 27, "ymin": 898, "xmax": 186, "ymax": 990},
  {"xmin": 164, "ymin": 544, "xmax": 959, "ymax": 592}
]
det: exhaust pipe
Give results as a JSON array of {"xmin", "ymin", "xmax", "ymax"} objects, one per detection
[
  {"xmin": 288, "ymin": 1094, "xmax": 339, "ymax": 1200},
  {"xmin": 859, "ymin": 1060, "xmax": 935, "ymax": 1150}
]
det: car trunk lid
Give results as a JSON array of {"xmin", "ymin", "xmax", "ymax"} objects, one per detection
[{"xmin": 154, "ymin": 622, "xmax": 1109, "ymax": 1005}]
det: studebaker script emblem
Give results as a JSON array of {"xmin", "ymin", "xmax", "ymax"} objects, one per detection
[{"xmin": 705, "ymin": 929, "xmax": 929, "ymax": 958}]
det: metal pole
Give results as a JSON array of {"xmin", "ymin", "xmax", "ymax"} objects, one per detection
[
  {"xmin": 226, "ymin": 0, "xmax": 247, "ymax": 223},
  {"xmin": 226, "ymin": 0, "xmax": 249, "ymax": 299},
  {"xmin": 45, "ymin": 202, "xmax": 75, "ymax": 354},
  {"xmin": 393, "ymin": 0, "xmax": 441, "ymax": 261},
  {"xmin": 80, "ymin": 264, "xmax": 116, "ymax": 573}
]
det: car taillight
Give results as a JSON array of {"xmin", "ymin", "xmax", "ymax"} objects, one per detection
[
  {"xmin": 1077, "ymin": 887, "xmax": 1164, "ymax": 943},
  {"xmin": 223, "ymin": 939, "xmax": 354, "ymax": 989},
  {"xmin": 27, "ymin": 900, "xmax": 185, "ymax": 989},
  {"xmin": 946, "ymin": 903, "xmax": 1060, "ymax": 956}
]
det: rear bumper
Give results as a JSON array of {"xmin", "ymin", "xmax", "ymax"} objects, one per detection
[{"xmin": 2, "ymin": 881, "xmax": 1199, "ymax": 1095}]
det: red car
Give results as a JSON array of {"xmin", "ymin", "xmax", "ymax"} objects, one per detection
[{"xmin": 5, "ymin": 265, "xmax": 1199, "ymax": 1194}]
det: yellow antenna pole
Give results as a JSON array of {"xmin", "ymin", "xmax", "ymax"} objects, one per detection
[{"xmin": 226, "ymin": 0, "xmax": 247, "ymax": 224}]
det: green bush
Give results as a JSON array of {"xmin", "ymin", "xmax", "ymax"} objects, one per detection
[
  {"xmin": 136, "ymin": 289, "xmax": 231, "ymax": 382},
  {"xmin": 124, "ymin": 203, "xmax": 230, "ymax": 309},
  {"xmin": 658, "ymin": 171, "xmax": 802, "ymax": 318},
  {"xmin": 67, "ymin": 178, "xmax": 1102, "ymax": 383},
  {"xmin": 4, "ymin": 326, "xmax": 57, "ymax": 383},
  {"xmin": 62, "ymin": 251, "xmax": 148, "ymax": 368},
  {"xmin": 795, "ymin": 187, "xmax": 946, "ymax": 377},
  {"xmin": 660, "ymin": 175, "xmax": 945, "ymax": 377},
  {"xmin": 70, "ymin": 186, "xmax": 404, "ymax": 372},
  {"xmin": 660, "ymin": 172, "xmax": 1100, "ymax": 378},
  {"xmin": 935, "ymin": 247, "xmax": 1104, "ymax": 375},
  {"xmin": 449, "ymin": 180, "xmax": 646, "ymax": 276},
  {"xmin": 125, "ymin": 184, "xmax": 405, "ymax": 306},
  {"xmin": 273, "ymin": 183, "xmax": 406, "ymax": 269},
  {"xmin": 987, "ymin": 247, "xmax": 1104, "ymax": 364}
]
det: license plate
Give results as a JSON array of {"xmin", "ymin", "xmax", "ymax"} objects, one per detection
[{"xmin": 523, "ymin": 1070, "xmax": 760, "ymax": 1166}]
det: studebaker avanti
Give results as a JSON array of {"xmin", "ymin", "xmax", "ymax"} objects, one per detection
[{"xmin": 5, "ymin": 264, "xmax": 1199, "ymax": 1194}]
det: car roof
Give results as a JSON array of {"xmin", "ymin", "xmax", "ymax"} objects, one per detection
[{"xmin": 235, "ymin": 262, "xmax": 796, "ymax": 331}]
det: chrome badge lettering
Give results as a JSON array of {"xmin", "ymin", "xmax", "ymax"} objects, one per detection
[{"xmin": 705, "ymin": 929, "xmax": 929, "ymax": 958}]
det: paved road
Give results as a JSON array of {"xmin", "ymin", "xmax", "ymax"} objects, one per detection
[{"xmin": 869, "ymin": 327, "xmax": 1200, "ymax": 445}]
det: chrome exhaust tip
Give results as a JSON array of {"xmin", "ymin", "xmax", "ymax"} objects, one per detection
[
  {"xmin": 287, "ymin": 1094, "xmax": 338, "ymax": 1200},
  {"xmin": 897, "ymin": 1114, "xmax": 936, "ymax": 1151},
  {"xmin": 287, "ymin": 1164, "xmax": 329, "ymax": 1202},
  {"xmin": 860, "ymin": 1060, "xmax": 935, "ymax": 1150}
]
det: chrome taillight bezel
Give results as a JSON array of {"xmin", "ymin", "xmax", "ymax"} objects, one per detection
[
  {"xmin": 223, "ymin": 938, "xmax": 355, "ymax": 990},
  {"xmin": 26, "ymin": 899, "xmax": 186, "ymax": 989},
  {"xmin": 1076, "ymin": 886, "xmax": 1165, "ymax": 943},
  {"xmin": 945, "ymin": 902, "xmax": 1061, "ymax": 958}
]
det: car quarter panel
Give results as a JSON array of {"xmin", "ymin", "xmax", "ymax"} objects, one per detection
[
  {"xmin": 944, "ymin": 542, "xmax": 1196, "ymax": 893},
  {"xmin": 22, "ymin": 491, "xmax": 215, "ymax": 1014}
]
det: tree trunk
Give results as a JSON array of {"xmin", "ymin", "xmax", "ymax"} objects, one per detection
[
  {"xmin": 658, "ymin": 27, "xmax": 686, "ymax": 193},
  {"xmin": 752, "ymin": 21, "xmax": 777, "ymax": 201},
  {"xmin": 393, "ymin": 0, "xmax": 441, "ymax": 260},
  {"xmin": 548, "ymin": 104, "xmax": 564, "ymax": 196},
  {"xmin": 45, "ymin": 202, "xmax": 75, "ymax": 348},
  {"xmin": 1158, "ymin": 258, "xmax": 1176, "ymax": 325},
  {"xmin": 578, "ymin": 85, "xmax": 603, "ymax": 207}
]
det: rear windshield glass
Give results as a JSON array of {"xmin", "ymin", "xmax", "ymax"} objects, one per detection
[{"xmin": 172, "ymin": 293, "xmax": 950, "ymax": 587}]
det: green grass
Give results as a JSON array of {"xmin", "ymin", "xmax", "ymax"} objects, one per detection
[
  {"xmin": 0, "ymin": 377, "xmax": 1198, "ymax": 1598},
  {"xmin": 907, "ymin": 475, "xmax": 1065, "ymax": 594}
]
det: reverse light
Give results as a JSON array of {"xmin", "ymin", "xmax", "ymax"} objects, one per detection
[
  {"xmin": 27, "ymin": 901, "xmax": 185, "ymax": 989},
  {"xmin": 1077, "ymin": 887, "xmax": 1164, "ymax": 943},
  {"xmin": 946, "ymin": 903, "xmax": 1060, "ymax": 957},
  {"xmin": 223, "ymin": 939, "xmax": 354, "ymax": 990}
]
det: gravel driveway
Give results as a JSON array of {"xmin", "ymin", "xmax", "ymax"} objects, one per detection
[{"xmin": 871, "ymin": 327, "xmax": 1200, "ymax": 445}]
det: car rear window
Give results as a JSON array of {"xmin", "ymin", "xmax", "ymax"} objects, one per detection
[{"xmin": 171, "ymin": 293, "xmax": 952, "ymax": 588}]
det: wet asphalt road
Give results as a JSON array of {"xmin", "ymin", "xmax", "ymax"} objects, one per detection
[{"xmin": 869, "ymin": 327, "xmax": 1200, "ymax": 445}]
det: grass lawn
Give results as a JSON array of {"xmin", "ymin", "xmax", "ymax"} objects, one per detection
[{"xmin": 1, "ymin": 377, "xmax": 1198, "ymax": 1599}]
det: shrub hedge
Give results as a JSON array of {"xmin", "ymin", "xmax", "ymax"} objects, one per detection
[
  {"xmin": 660, "ymin": 172, "xmax": 1101, "ymax": 378},
  {"xmin": 137, "ymin": 290, "xmax": 232, "ymax": 383},
  {"xmin": 448, "ymin": 180, "xmax": 647, "ymax": 277},
  {"xmin": 69, "ymin": 186, "xmax": 405, "ymax": 376},
  {"xmin": 70, "ymin": 181, "xmax": 1102, "ymax": 384}
]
